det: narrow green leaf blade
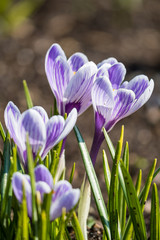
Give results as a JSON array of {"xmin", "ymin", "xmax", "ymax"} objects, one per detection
[
  {"xmin": 72, "ymin": 211, "xmax": 84, "ymax": 240},
  {"xmin": 23, "ymin": 80, "xmax": 33, "ymax": 108},
  {"xmin": 74, "ymin": 126, "xmax": 111, "ymax": 240},
  {"xmin": 120, "ymin": 161, "xmax": 147, "ymax": 240},
  {"xmin": 109, "ymin": 138, "xmax": 123, "ymax": 240},
  {"xmin": 150, "ymin": 183, "xmax": 159, "ymax": 240},
  {"xmin": 0, "ymin": 121, "xmax": 6, "ymax": 142},
  {"xmin": 103, "ymin": 149, "xmax": 111, "ymax": 195}
]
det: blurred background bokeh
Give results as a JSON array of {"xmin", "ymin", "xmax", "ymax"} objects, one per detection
[{"xmin": 0, "ymin": 0, "xmax": 160, "ymax": 217}]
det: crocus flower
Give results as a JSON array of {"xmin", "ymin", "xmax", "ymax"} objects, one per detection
[
  {"xmin": 90, "ymin": 58, "xmax": 154, "ymax": 165},
  {"xmin": 12, "ymin": 164, "xmax": 80, "ymax": 220},
  {"xmin": 45, "ymin": 43, "xmax": 97, "ymax": 116},
  {"xmin": 4, "ymin": 101, "xmax": 77, "ymax": 169}
]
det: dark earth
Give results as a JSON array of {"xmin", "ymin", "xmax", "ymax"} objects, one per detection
[{"xmin": 0, "ymin": 0, "xmax": 160, "ymax": 239}]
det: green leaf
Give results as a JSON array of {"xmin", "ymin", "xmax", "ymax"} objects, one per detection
[
  {"xmin": 22, "ymin": 182, "xmax": 29, "ymax": 240},
  {"xmin": 26, "ymin": 135, "xmax": 38, "ymax": 239},
  {"xmin": 41, "ymin": 211, "xmax": 47, "ymax": 240},
  {"xmin": 120, "ymin": 161, "xmax": 147, "ymax": 240},
  {"xmin": 109, "ymin": 141, "xmax": 122, "ymax": 240},
  {"xmin": 103, "ymin": 126, "xmax": 128, "ymax": 204},
  {"xmin": 69, "ymin": 162, "xmax": 75, "ymax": 183},
  {"xmin": 72, "ymin": 211, "xmax": 84, "ymax": 240},
  {"xmin": 74, "ymin": 126, "xmax": 111, "ymax": 240},
  {"xmin": 103, "ymin": 127, "xmax": 115, "ymax": 160},
  {"xmin": 119, "ymin": 142, "xmax": 129, "ymax": 234},
  {"xmin": 78, "ymin": 175, "xmax": 91, "ymax": 240},
  {"xmin": 103, "ymin": 149, "xmax": 111, "ymax": 195},
  {"xmin": 23, "ymin": 80, "xmax": 33, "ymax": 108},
  {"xmin": 0, "ymin": 121, "xmax": 6, "ymax": 142},
  {"xmin": 57, "ymin": 208, "xmax": 66, "ymax": 240},
  {"xmin": 150, "ymin": 183, "xmax": 159, "ymax": 240},
  {"xmin": 140, "ymin": 159, "xmax": 157, "ymax": 212}
]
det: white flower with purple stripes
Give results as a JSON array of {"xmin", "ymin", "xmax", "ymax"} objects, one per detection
[
  {"xmin": 45, "ymin": 43, "xmax": 97, "ymax": 116},
  {"xmin": 12, "ymin": 164, "xmax": 80, "ymax": 220},
  {"xmin": 90, "ymin": 57, "xmax": 154, "ymax": 164},
  {"xmin": 4, "ymin": 101, "xmax": 77, "ymax": 169}
]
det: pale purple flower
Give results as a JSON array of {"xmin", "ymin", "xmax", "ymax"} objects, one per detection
[
  {"xmin": 12, "ymin": 164, "xmax": 80, "ymax": 220},
  {"xmin": 90, "ymin": 58, "xmax": 154, "ymax": 164},
  {"xmin": 4, "ymin": 101, "xmax": 77, "ymax": 169},
  {"xmin": 45, "ymin": 43, "xmax": 97, "ymax": 116}
]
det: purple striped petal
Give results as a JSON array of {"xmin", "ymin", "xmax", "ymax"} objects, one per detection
[
  {"xmin": 105, "ymin": 89, "xmax": 135, "ymax": 131},
  {"xmin": 32, "ymin": 106, "xmax": 49, "ymax": 124},
  {"xmin": 108, "ymin": 63, "xmax": 126, "ymax": 89},
  {"xmin": 36, "ymin": 181, "xmax": 51, "ymax": 202},
  {"xmin": 92, "ymin": 77, "xmax": 114, "ymax": 130},
  {"xmin": 4, "ymin": 101, "xmax": 20, "ymax": 141},
  {"xmin": 124, "ymin": 78, "xmax": 154, "ymax": 117},
  {"xmin": 121, "ymin": 75, "xmax": 150, "ymax": 99},
  {"xmin": 96, "ymin": 63, "xmax": 110, "ymax": 78},
  {"xmin": 68, "ymin": 52, "xmax": 88, "ymax": 72},
  {"xmin": 97, "ymin": 57, "xmax": 118, "ymax": 68},
  {"xmin": 34, "ymin": 164, "xmax": 54, "ymax": 189},
  {"xmin": 64, "ymin": 61, "xmax": 97, "ymax": 115},
  {"xmin": 53, "ymin": 108, "xmax": 77, "ymax": 146},
  {"xmin": 42, "ymin": 115, "xmax": 65, "ymax": 158},
  {"xmin": 12, "ymin": 172, "xmax": 32, "ymax": 217},
  {"xmin": 45, "ymin": 43, "xmax": 66, "ymax": 85},
  {"xmin": 50, "ymin": 180, "xmax": 80, "ymax": 220},
  {"xmin": 18, "ymin": 109, "xmax": 46, "ymax": 158}
]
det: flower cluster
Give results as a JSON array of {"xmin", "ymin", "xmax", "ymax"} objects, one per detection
[
  {"xmin": 45, "ymin": 44, "xmax": 154, "ymax": 164},
  {"xmin": 4, "ymin": 43, "xmax": 154, "ymax": 222},
  {"xmin": 12, "ymin": 164, "xmax": 80, "ymax": 220}
]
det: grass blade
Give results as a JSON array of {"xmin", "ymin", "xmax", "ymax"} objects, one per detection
[
  {"xmin": 74, "ymin": 126, "xmax": 111, "ymax": 240},
  {"xmin": 103, "ymin": 149, "xmax": 111, "ymax": 195},
  {"xmin": 120, "ymin": 161, "xmax": 147, "ymax": 240},
  {"xmin": 78, "ymin": 175, "xmax": 91, "ymax": 240},
  {"xmin": 150, "ymin": 183, "xmax": 159, "ymax": 240},
  {"xmin": 23, "ymin": 80, "xmax": 33, "ymax": 108},
  {"xmin": 109, "ymin": 141, "xmax": 121, "ymax": 240},
  {"xmin": 72, "ymin": 211, "xmax": 84, "ymax": 240},
  {"xmin": 69, "ymin": 162, "xmax": 75, "ymax": 183},
  {"xmin": 26, "ymin": 135, "xmax": 38, "ymax": 239},
  {"xmin": 0, "ymin": 121, "xmax": 6, "ymax": 142}
]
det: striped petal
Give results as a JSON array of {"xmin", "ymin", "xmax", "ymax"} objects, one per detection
[
  {"xmin": 50, "ymin": 180, "xmax": 80, "ymax": 220},
  {"xmin": 32, "ymin": 106, "xmax": 49, "ymax": 124},
  {"xmin": 124, "ymin": 78, "xmax": 154, "ymax": 117},
  {"xmin": 68, "ymin": 52, "xmax": 88, "ymax": 72},
  {"xmin": 18, "ymin": 109, "xmax": 46, "ymax": 158},
  {"xmin": 53, "ymin": 108, "xmax": 77, "ymax": 146},
  {"xmin": 34, "ymin": 164, "xmax": 54, "ymax": 189},
  {"xmin": 105, "ymin": 89, "xmax": 135, "ymax": 131},
  {"xmin": 36, "ymin": 181, "xmax": 51, "ymax": 202},
  {"xmin": 12, "ymin": 172, "xmax": 32, "ymax": 217},
  {"xmin": 45, "ymin": 43, "xmax": 66, "ymax": 88},
  {"xmin": 4, "ymin": 101, "xmax": 20, "ymax": 141},
  {"xmin": 92, "ymin": 77, "xmax": 114, "ymax": 131},
  {"xmin": 97, "ymin": 57, "xmax": 118, "ymax": 68},
  {"xmin": 42, "ymin": 115, "xmax": 65, "ymax": 158},
  {"xmin": 108, "ymin": 63, "xmax": 126, "ymax": 89},
  {"xmin": 64, "ymin": 61, "xmax": 97, "ymax": 115}
]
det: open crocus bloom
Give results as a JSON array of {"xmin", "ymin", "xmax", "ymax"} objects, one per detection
[
  {"xmin": 4, "ymin": 101, "xmax": 77, "ymax": 169},
  {"xmin": 90, "ymin": 58, "xmax": 154, "ymax": 165},
  {"xmin": 12, "ymin": 164, "xmax": 80, "ymax": 220},
  {"xmin": 45, "ymin": 43, "xmax": 97, "ymax": 116}
]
